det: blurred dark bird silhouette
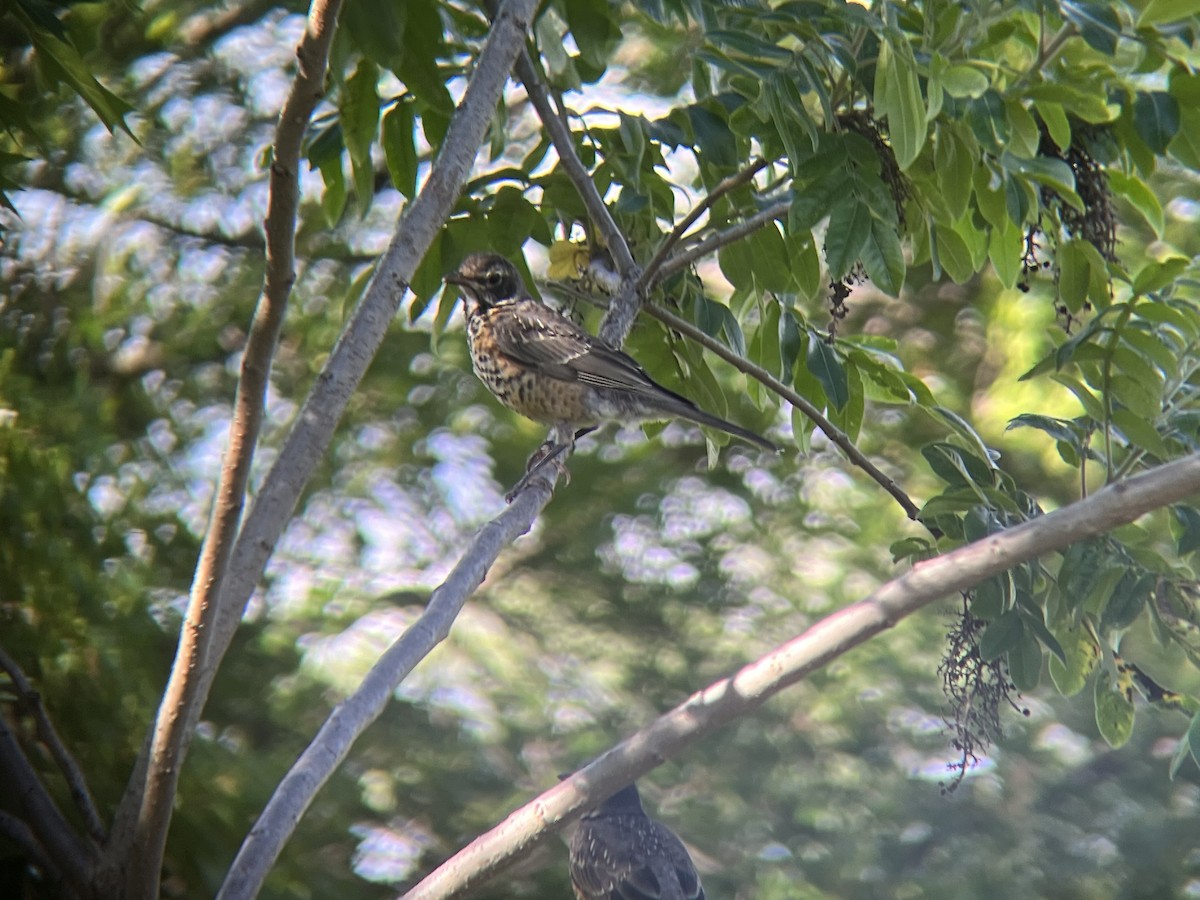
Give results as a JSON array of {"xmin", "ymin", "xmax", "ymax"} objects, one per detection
[{"xmin": 568, "ymin": 782, "xmax": 704, "ymax": 900}]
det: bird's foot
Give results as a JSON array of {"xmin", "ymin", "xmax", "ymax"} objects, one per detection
[{"xmin": 505, "ymin": 440, "xmax": 571, "ymax": 503}]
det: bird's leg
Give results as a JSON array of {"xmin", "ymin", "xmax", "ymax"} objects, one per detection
[{"xmin": 504, "ymin": 424, "xmax": 583, "ymax": 503}]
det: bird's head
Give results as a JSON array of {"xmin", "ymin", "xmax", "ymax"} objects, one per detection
[{"xmin": 445, "ymin": 253, "xmax": 522, "ymax": 310}]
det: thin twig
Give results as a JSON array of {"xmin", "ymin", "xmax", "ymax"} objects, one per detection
[
  {"xmin": 656, "ymin": 200, "xmax": 792, "ymax": 283},
  {"xmin": 512, "ymin": 51, "xmax": 636, "ymax": 278},
  {"xmin": 216, "ymin": 477, "xmax": 556, "ymax": 899},
  {"xmin": 403, "ymin": 451, "xmax": 1200, "ymax": 899},
  {"xmin": 511, "ymin": 46, "xmax": 643, "ymax": 346},
  {"xmin": 0, "ymin": 717, "xmax": 94, "ymax": 893},
  {"xmin": 639, "ymin": 158, "xmax": 771, "ymax": 288},
  {"xmin": 116, "ymin": 1, "xmax": 344, "ymax": 895},
  {"xmin": 0, "ymin": 645, "xmax": 106, "ymax": 843},
  {"xmin": 552, "ymin": 280, "xmax": 923, "ymax": 521}
]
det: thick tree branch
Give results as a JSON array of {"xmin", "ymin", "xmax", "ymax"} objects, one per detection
[
  {"xmin": 639, "ymin": 158, "xmax": 771, "ymax": 288},
  {"xmin": 216, "ymin": 479, "xmax": 556, "ymax": 899},
  {"xmin": 0, "ymin": 645, "xmax": 105, "ymax": 843},
  {"xmin": 403, "ymin": 451, "xmax": 1200, "ymax": 899},
  {"xmin": 149, "ymin": 2, "xmax": 544, "ymax": 893},
  {"xmin": 115, "ymin": 1, "xmax": 343, "ymax": 896},
  {"xmin": 0, "ymin": 717, "xmax": 94, "ymax": 893}
]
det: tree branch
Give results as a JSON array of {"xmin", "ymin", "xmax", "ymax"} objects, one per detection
[
  {"xmin": 215, "ymin": 479, "xmax": 556, "ymax": 899},
  {"xmin": 639, "ymin": 158, "xmax": 771, "ymax": 289},
  {"xmin": 655, "ymin": 199, "xmax": 792, "ymax": 283},
  {"xmin": 510, "ymin": 45, "xmax": 643, "ymax": 347},
  {"xmin": 0, "ymin": 645, "xmax": 105, "ymax": 843},
  {"xmin": 403, "ymin": 451, "xmax": 1200, "ymax": 899},
  {"xmin": 0, "ymin": 716, "xmax": 94, "ymax": 893},
  {"xmin": 0, "ymin": 810, "xmax": 54, "ymax": 879},
  {"xmin": 114, "ymin": 1, "xmax": 343, "ymax": 895},
  {"xmin": 152, "ymin": 1, "xmax": 544, "ymax": 893}
]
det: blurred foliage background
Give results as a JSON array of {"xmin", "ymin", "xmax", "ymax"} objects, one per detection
[{"xmin": 3, "ymin": 0, "xmax": 1200, "ymax": 897}]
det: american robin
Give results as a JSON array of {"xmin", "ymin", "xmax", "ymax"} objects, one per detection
[
  {"xmin": 444, "ymin": 253, "xmax": 778, "ymax": 459},
  {"xmin": 568, "ymin": 782, "xmax": 705, "ymax": 900}
]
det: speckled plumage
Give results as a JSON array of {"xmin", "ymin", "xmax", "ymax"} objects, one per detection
[
  {"xmin": 568, "ymin": 783, "xmax": 704, "ymax": 900},
  {"xmin": 444, "ymin": 253, "xmax": 778, "ymax": 453}
]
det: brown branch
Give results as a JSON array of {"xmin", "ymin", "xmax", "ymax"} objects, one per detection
[
  {"xmin": 113, "ymin": 1, "xmax": 344, "ymax": 896},
  {"xmin": 655, "ymin": 199, "xmax": 792, "ymax": 283},
  {"xmin": 552, "ymin": 280, "xmax": 923, "ymax": 521},
  {"xmin": 403, "ymin": 451, "xmax": 1200, "ymax": 899},
  {"xmin": 639, "ymin": 158, "xmax": 771, "ymax": 288},
  {"xmin": 0, "ymin": 645, "xmax": 105, "ymax": 843},
  {"xmin": 0, "ymin": 717, "xmax": 94, "ymax": 894}
]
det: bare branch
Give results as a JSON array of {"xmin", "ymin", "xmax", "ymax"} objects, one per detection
[
  {"xmin": 510, "ymin": 47, "xmax": 643, "ymax": 347},
  {"xmin": 639, "ymin": 158, "xmax": 771, "ymax": 288},
  {"xmin": 656, "ymin": 200, "xmax": 792, "ymax": 283},
  {"xmin": 216, "ymin": 480, "xmax": 556, "ymax": 899},
  {"xmin": 512, "ymin": 53, "xmax": 635, "ymax": 278},
  {"xmin": 0, "ymin": 716, "xmax": 94, "ymax": 893},
  {"xmin": 0, "ymin": 645, "xmax": 105, "ymax": 843},
  {"xmin": 403, "ymin": 451, "xmax": 1200, "ymax": 899},
  {"xmin": 116, "ymin": 1, "xmax": 343, "ymax": 895}
]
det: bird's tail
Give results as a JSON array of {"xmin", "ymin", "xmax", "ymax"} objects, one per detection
[{"xmin": 670, "ymin": 401, "xmax": 779, "ymax": 453}]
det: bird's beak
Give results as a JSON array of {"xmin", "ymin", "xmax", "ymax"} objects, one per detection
[{"xmin": 443, "ymin": 273, "xmax": 469, "ymax": 287}]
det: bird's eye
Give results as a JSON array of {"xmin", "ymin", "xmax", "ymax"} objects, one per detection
[{"xmin": 486, "ymin": 271, "xmax": 503, "ymax": 287}]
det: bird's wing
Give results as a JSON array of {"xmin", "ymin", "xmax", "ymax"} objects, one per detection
[
  {"xmin": 487, "ymin": 299, "xmax": 596, "ymax": 380},
  {"xmin": 490, "ymin": 301, "xmax": 694, "ymax": 403},
  {"xmin": 656, "ymin": 825, "xmax": 704, "ymax": 900}
]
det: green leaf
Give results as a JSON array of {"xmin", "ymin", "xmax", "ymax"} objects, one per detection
[
  {"xmin": 1172, "ymin": 505, "xmax": 1200, "ymax": 555},
  {"xmin": 1133, "ymin": 91, "xmax": 1181, "ymax": 154},
  {"xmin": 1100, "ymin": 572, "xmax": 1149, "ymax": 630},
  {"xmin": 1138, "ymin": 0, "xmax": 1200, "ymax": 27},
  {"xmin": 859, "ymin": 216, "xmax": 905, "ymax": 296},
  {"xmin": 1108, "ymin": 171, "xmax": 1164, "ymax": 237},
  {"xmin": 1061, "ymin": 0, "xmax": 1122, "ymax": 54},
  {"xmin": 939, "ymin": 64, "xmax": 989, "ymax": 99},
  {"xmin": 1169, "ymin": 712, "xmax": 1200, "ymax": 779},
  {"xmin": 979, "ymin": 610, "xmax": 1024, "ymax": 661},
  {"xmin": 989, "ymin": 217, "xmax": 1024, "ymax": 290},
  {"xmin": 874, "ymin": 37, "xmax": 927, "ymax": 169},
  {"xmin": 779, "ymin": 309, "xmax": 803, "ymax": 378},
  {"xmin": 933, "ymin": 224, "xmax": 975, "ymax": 283},
  {"xmin": 806, "ymin": 338, "xmax": 849, "ymax": 410},
  {"xmin": 1038, "ymin": 102, "xmax": 1072, "ymax": 152},
  {"xmin": 1009, "ymin": 633, "xmax": 1043, "ymax": 691},
  {"xmin": 1095, "ymin": 668, "xmax": 1135, "ymax": 748},
  {"xmin": 564, "ymin": 0, "xmax": 620, "ymax": 71},
  {"xmin": 1057, "ymin": 239, "xmax": 1091, "ymax": 313},
  {"xmin": 1049, "ymin": 626, "xmax": 1100, "ymax": 697},
  {"xmin": 824, "ymin": 199, "xmax": 871, "ymax": 281},
  {"xmin": 1111, "ymin": 408, "xmax": 1168, "ymax": 457},
  {"xmin": 382, "ymin": 100, "xmax": 418, "ymax": 198},
  {"xmin": 341, "ymin": 59, "xmax": 381, "ymax": 213},
  {"xmin": 23, "ymin": 20, "xmax": 136, "ymax": 138},
  {"xmin": 1131, "ymin": 256, "xmax": 1188, "ymax": 295}
]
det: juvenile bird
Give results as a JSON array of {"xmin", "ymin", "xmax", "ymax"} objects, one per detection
[
  {"xmin": 444, "ymin": 253, "xmax": 778, "ymax": 460},
  {"xmin": 568, "ymin": 782, "xmax": 705, "ymax": 900}
]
